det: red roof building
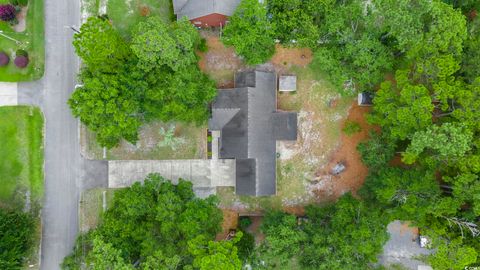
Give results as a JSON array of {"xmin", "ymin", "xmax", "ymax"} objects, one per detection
[{"xmin": 173, "ymin": 0, "xmax": 241, "ymax": 28}]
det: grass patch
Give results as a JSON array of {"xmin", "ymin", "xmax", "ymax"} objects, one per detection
[
  {"xmin": 79, "ymin": 188, "xmax": 115, "ymax": 232},
  {"xmin": 0, "ymin": 106, "xmax": 43, "ymax": 210},
  {"xmin": 0, "ymin": 106, "xmax": 44, "ymax": 269},
  {"xmin": 82, "ymin": 121, "xmax": 206, "ymax": 160},
  {"xmin": 106, "ymin": 0, "xmax": 173, "ymax": 37},
  {"xmin": 342, "ymin": 120, "xmax": 362, "ymax": 136},
  {"xmin": 0, "ymin": 0, "xmax": 44, "ymax": 81}
]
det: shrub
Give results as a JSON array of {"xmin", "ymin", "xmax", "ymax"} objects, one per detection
[
  {"xmin": 14, "ymin": 55, "xmax": 29, "ymax": 68},
  {"xmin": 0, "ymin": 4, "xmax": 16, "ymax": 22},
  {"xmin": 197, "ymin": 38, "xmax": 208, "ymax": 52},
  {"xmin": 237, "ymin": 230, "xmax": 255, "ymax": 260},
  {"xmin": 0, "ymin": 52, "xmax": 9, "ymax": 66},
  {"xmin": 239, "ymin": 216, "xmax": 252, "ymax": 230},
  {"xmin": 16, "ymin": 49, "xmax": 28, "ymax": 57},
  {"xmin": 18, "ymin": 0, "xmax": 27, "ymax": 6},
  {"xmin": 342, "ymin": 120, "xmax": 362, "ymax": 136}
]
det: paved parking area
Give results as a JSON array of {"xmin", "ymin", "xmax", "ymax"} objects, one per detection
[
  {"xmin": 108, "ymin": 159, "xmax": 236, "ymax": 197},
  {"xmin": 0, "ymin": 82, "xmax": 17, "ymax": 106}
]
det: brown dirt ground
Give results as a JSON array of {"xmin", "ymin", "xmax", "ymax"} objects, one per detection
[
  {"xmin": 312, "ymin": 102, "xmax": 374, "ymax": 201},
  {"xmin": 216, "ymin": 209, "xmax": 239, "ymax": 240},
  {"xmin": 198, "ymin": 34, "xmax": 245, "ymax": 88},
  {"xmin": 269, "ymin": 44, "xmax": 313, "ymax": 73}
]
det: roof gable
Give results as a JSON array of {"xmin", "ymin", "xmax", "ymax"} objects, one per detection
[{"xmin": 174, "ymin": 0, "xmax": 241, "ymax": 20}]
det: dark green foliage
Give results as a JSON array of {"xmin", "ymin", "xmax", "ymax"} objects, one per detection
[
  {"xmin": 69, "ymin": 64, "xmax": 144, "ymax": 148},
  {"xmin": 222, "ymin": 0, "xmax": 275, "ymax": 65},
  {"xmin": 357, "ymin": 131, "xmax": 396, "ymax": 170},
  {"xmin": 342, "ymin": 120, "xmax": 362, "ymax": 136},
  {"xmin": 198, "ymin": 38, "xmax": 208, "ymax": 52},
  {"xmin": 258, "ymin": 194, "xmax": 389, "ymax": 269},
  {"xmin": 266, "ymin": 0, "xmax": 321, "ymax": 48},
  {"xmin": 239, "ymin": 216, "xmax": 252, "ymax": 230},
  {"xmin": 62, "ymin": 174, "xmax": 227, "ymax": 269},
  {"xmin": 461, "ymin": 17, "xmax": 480, "ymax": 83},
  {"xmin": 73, "ymin": 16, "xmax": 132, "ymax": 74},
  {"xmin": 71, "ymin": 16, "xmax": 216, "ymax": 148},
  {"xmin": 236, "ymin": 231, "xmax": 254, "ymax": 260},
  {"xmin": 15, "ymin": 49, "xmax": 27, "ymax": 57},
  {"xmin": 0, "ymin": 209, "xmax": 35, "ymax": 270}
]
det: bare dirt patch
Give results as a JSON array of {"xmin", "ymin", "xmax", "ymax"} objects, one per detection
[
  {"xmin": 81, "ymin": 121, "xmax": 206, "ymax": 160},
  {"xmin": 198, "ymin": 33, "xmax": 246, "ymax": 88},
  {"xmin": 216, "ymin": 209, "xmax": 239, "ymax": 240},
  {"xmin": 269, "ymin": 45, "xmax": 312, "ymax": 73},
  {"xmin": 312, "ymin": 102, "xmax": 373, "ymax": 201}
]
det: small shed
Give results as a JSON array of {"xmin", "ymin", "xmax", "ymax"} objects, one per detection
[
  {"xmin": 358, "ymin": 91, "xmax": 374, "ymax": 106},
  {"xmin": 279, "ymin": 75, "xmax": 297, "ymax": 92}
]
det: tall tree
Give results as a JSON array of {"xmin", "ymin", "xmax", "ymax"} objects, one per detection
[
  {"xmin": 187, "ymin": 233, "xmax": 243, "ymax": 270},
  {"xmin": 131, "ymin": 17, "xmax": 200, "ymax": 72},
  {"xmin": 73, "ymin": 17, "xmax": 131, "ymax": 73},
  {"xmin": 68, "ymin": 66, "xmax": 144, "ymax": 148},
  {"xmin": 267, "ymin": 0, "xmax": 321, "ymax": 47},
  {"xmin": 222, "ymin": 0, "xmax": 275, "ymax": 65},
  {"xmin": 357, "ymin": 130, "xmax": 396, "ymax": 170},
  {"xmin": 402, "ymin": 123, "xmax": 473, "ymax": 165},
  {"xmin": 369, "ymin": 70, "xmax": 434, "ymax": 140},
  {"xmin": 63, "ymin": 174, "xmax": 225, "ymax": 269}
]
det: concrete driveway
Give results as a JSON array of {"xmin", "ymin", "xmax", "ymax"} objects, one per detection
[
  {"xmin": 108, "ymin": 159, "xmax": 236, "ymax": 198},
  {"xmin": 0, "ymin": 82, "xmax": 17, "ymax": 106}
]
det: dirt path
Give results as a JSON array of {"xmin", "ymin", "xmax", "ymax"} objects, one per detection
[{"xmin": 312, "ymin": 102, "xmax": 374, "ymax": 201}]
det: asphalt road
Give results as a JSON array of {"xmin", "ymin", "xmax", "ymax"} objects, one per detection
[{"xmin": 17, "ymin": 0, "xmax": 107, "ymax": 269}]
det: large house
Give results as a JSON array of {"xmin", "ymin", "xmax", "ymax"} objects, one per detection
[
  {"xmin": 173, "ymin": 0, "xmax": 241, "ymax": 27},
  {"xmin": 209, "ymin": 71, "xmax": 298, "ymax": 196}
]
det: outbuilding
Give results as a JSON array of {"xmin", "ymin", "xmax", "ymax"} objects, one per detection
[{"xmin": 278, "ymin": 75, "xmax": 297, "ymax": 92}]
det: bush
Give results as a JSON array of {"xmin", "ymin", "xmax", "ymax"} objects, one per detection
[
  {"xmin": 197, "ymin": 38, "xmax": 208, "ymax": 52},
  {"xmin": 14, "ymin": 55, "xmax": 29, "ymax": 68},
  {"xmin": 237, "ymin": 230, "xmax": 255, "ymax": 260},
  {"xmin": 0, "ymin": 209, "xmax": 36, "ymax": 269},
  {"xmin": 342, "ymin": 120, "xmax": 362, "ymax": 136},
  {"xmin": 0, "ymin": 4, "xmax": 16, "ymax": 22},
  {"xmin": 239, "ymin": 216, "xmax": 252, "ymax": 230},
  {"xmin": 16, "ymin": 49, "xmax": 28, "ymax": 57},
  {"xmin": 0, "ymin": 52, "xmax": 10, "ymax": 66}
]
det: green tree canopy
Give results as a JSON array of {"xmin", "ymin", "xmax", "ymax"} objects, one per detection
[
  {"xmin": 402, "ymin": 123, "xmax": 473, "ymax": 165},
  {"xmin": 369, "ymin": 70, "xmax": 434, "ymax": 140},
  {"xmin": 73, "ymin": 17, "xmax": 131, "ymax": 73},
  {"xmin": 68, "ymin": 66, "xmax": 144, "ymax": 148},
  {"xmin": 131, "ymin": 17, "xmax": 199, "ymax": 72},
  {"xmin": 221, "ymin": 0, "xmax": 275, "ymax": 65},
  {"xmin": 188, "ymin": 233, "xmax": 242, "ymax": 270},
  {"xmin": 62, "ymin": 174, "xmax": 225, "ymax": 269},
  {"xmin": 357, "ymin": 130, "xmax": 396, "ymax": 170},
  {"xmin": 0, "ymin": 209, "xmax": 35, "ymax": 270}
]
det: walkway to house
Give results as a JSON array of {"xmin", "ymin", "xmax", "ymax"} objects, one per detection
[
  {"xmin": 0, "ymin": 82, "xmax": 17, "ymax": 106},
  {"xmin": 108, "ymin": 159, "xmax": 236, "ymax": 197}
]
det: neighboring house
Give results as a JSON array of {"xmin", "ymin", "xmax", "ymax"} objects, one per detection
[
  {"xmin": 209, "ymin": 70, "xmax": 298, "ymax": 196},
  {"xmin": 173, "ymin": 0, "xmax": 241, "ymax": 27}
]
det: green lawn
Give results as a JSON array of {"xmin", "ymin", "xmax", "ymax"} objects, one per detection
[
  {"xmin": 0, "ymin": 106, "xmax": 43, "ymax": 211},
  {"xmin": 83, "ymin": 0, "xmax": 173, "ymax": 38},
  {"xmin": 107, "ymin": 0, "xmax": 173, "ymax": 37},
  {"xmin": 0, "ymin": 0, "xmax": 44, "ymax": 81}
]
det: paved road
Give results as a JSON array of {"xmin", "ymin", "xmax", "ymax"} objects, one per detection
[{"xmin": 17, "ymin": 0, "xmax": 107, "ymax": 269}]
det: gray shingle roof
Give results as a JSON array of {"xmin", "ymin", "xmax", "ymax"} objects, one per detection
[
  {"xmin": 209, "ymin": 71, "xmax": 298, "ymax": 196},
  {"xmin": 173, "ymin": 0, "xmax": 241, "ymax": 20}
]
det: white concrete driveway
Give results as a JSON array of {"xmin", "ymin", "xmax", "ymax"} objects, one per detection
[
  {"xmin": 0, "ymin": 82, "xmax": 17, "ymax": 106},
  {"xmin": 108, "ymin": 159, "xmax": 236, "ymax": 197}
]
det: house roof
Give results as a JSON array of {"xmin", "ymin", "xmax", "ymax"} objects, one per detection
[
  {"xmin": 173, "ymin": 0, "xmax": 241, "ymax": 20},
  {"xmin": 208, "ymin": 71, "xmax": 298, "ymax": 196}
]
